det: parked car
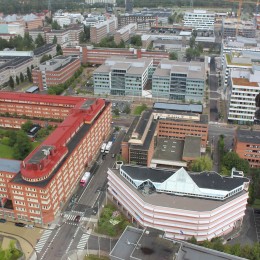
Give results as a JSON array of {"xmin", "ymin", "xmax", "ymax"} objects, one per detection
[
  {"xmin": 74, "ymin": 215, "xmax": 81, "ymax": 222},
  {"xmin": 15, "ymin": 222, "xmax": 25, "ymax": 227},
  {"xmin": 0, "ymin": 218, "xmax": 6, "ymax": 223},
  {"xmin": 25, "ymin": 224, "xmax": 34, "ymax": 229}
]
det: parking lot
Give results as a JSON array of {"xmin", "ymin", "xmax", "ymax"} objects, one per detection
[{"xmin": 112, "ymin": 100, "xmax": 131, "ymax": 114}]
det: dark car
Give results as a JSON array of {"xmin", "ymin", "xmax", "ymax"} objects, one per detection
[
  {"xmin": 74, "ymin": 215, "xmax": 81, "ymax": 222},
  {"xmin": 15, "ymin": 222, "xmax": 26, "ymax": 227},
  {"xmin": 0, "ymin": 218, "xmax": 6, "ymax": 223}
]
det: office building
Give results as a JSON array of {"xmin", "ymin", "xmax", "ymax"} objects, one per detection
[
  {"xmin": 93, "ymin": 57, "xmax": 153, "ymax": 96},
  {"xmin": 152, "ymin": 60, "xmax": 205, "ymax": 102},
  {"xmin": 183, "ymin": 10, "xmax": 215, "ymax": 30},
  {"xmin": 114, "ymin": 23, "xmax": 136, "ymax": 45},
  {"xmin": 121, "ymin": 103, "xmax": 208, "ymax": 166},
  {"xmin": 228, "ymin": 68, "xmax": 260, "ymax": 124},
  {"xmin": 235, "ymin": 129, "xmax": 260, "ymax": 168},
  {"xmin": 32, "ymin": 55, "xmax": 81, "ymax": 91},
  {"xmin": 118, "ymin": 14, "xmax": 156, "ymax": 29},
  {"xmin": 0, "ymin": 92, "xmax": 111, "ymax": 223},
  {"xmin": 107, "ymin": 165, "xmax": 249, "ymax": 241},
  {"xmin": 90, "ymin": 17, "xmax": 117, "ymax": 44},
  {"xmin": 125, "ymin": 0, "xmax": 133, "ymax": 13}
]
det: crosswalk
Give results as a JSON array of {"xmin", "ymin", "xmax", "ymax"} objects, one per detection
[
  {"xmin": 77, "ymin": 233, "xmax": 90, "ymax": 249},
  {"xmin": 35, "ymin": 230, "xmax": 52, "ymax": 253},
  {"xmin": 64, "ymin": 214, "xmax": 88, "ymax": 223}
]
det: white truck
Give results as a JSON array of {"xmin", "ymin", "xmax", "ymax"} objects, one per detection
[
  {"xmin": 101, "ymin": 143, "xmax": 107, "ymax": 153},
  {"xmin": 105, "ymin": 141, "xmax": 113, "ymax": 153}
]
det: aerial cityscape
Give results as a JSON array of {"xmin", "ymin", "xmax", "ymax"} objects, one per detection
[{"xmin": 0, "ymin": 0, "xmax": 260, "ymax": 259}]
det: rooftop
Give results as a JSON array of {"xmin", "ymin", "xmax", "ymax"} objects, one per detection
[
  {"xmin": 183, "ymin": 136, "xmax": 201, "ymax": 159},
  {"xmin": 110, "ymin": 166, "xmax": 248, "ymax": 211},
  {"xmin": 153, "ymin": 102, "xmax": 203, "ymax": 113},
  {"xmin": 236, "ymin": 129, "xmax": 260, "ymax": 144},
  {"xmin": 232, "ymin": 77, "xmax": 258, "ymax": 87},
  {"xmin": 0, "ymin": 159, "xmax": 21, "ymax": 173}
]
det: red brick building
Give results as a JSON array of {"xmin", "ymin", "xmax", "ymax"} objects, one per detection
[
  {"xmin": 32, "ymin": 55, "xmax": 81, "ymax": 91},
  {"xmin": 0, "ymin": 92, "xmax": 111, "ymax": 223},
  {"xmin": 234, "ymin": 129, "xmax": 260, "ymax": 168}
]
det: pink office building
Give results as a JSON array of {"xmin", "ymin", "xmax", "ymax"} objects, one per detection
[{"xmin": 107, "ymin": 165, "xmax": 249, "ymax": 241}]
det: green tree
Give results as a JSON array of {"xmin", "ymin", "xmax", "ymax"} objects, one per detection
[
  {"xmin": 113, "ymin": 108, "xmax": 120, "ymax": 116},
  {"xmin": 123, "ymin": 104, "xmax": 131, "ymax": 114},
  {"xmin": 130, "ymin": 35, "xmax": 142, "ymax": 46},
  {"xmin": 190, "ymin": 155, "xmax": 213, "ymax": 172},
  {"xmin": 56, "ymin": 44, "xmax": 63, "ymax": 56},
  {"xmin": 51, "ymin": 20, "xmax": 61, "ymax": 30},
  {"xmin": 222, "ymin": 152, "xmax": 250, "ymax": 174},
  {"xmin": 15, "ymin": 75, "xmax": 19, "ymax": 85},
  {"xmin": 21, "ymin": 120, "xmax": 33, "ymax": 132},
  {"xmin": 40, "ymin": 54, "xmax": 51, "ymax": 63},
  {"xmin": 20, "ymin": 72, "xmax": 24, "ymax": 83},
  {"xmin": 35, "ymin": 33, "xmax": 45, "ymax": 48},
  {"xmin": 27, "ymin": 67, "xmax": 32, "ymax": 82},
  {"xmin": 13, "ymin": 130, "xmax": 32, "ymax": 160},
  {"xmin": 23, "ymin": 32, "xmax": 34, "ymax": 50},
  {"xmin": 53, "ymin": 35, "xmax": 57, "ymax": 44},
  {"xmin": 9, "ymin": 76, "xmax": 14, "ymax": 89},
  {"xmin": 169, "ymin": 51, "xmax": 178, "ymax": 60},
  {"xmin": 117, "ymin": 39, "xmax": 126, "ymax": 48},
  {"xmin": 7, "ymin": 130, "xmax": 17, "ymax": 147}
]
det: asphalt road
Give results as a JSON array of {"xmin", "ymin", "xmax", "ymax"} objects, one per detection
[{"xmin": 37, "ymin": 129, "xmax": 124, "ymax": 260}]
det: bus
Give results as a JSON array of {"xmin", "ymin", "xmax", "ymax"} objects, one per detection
[
  {"xmin": 101, "ymin": 143, "xmax": 107, "ymax": 153},
  {"xmin": 105, "ymin": 141, "xmax": 113, "ymax": 153},
  {"xmin": 80, "ymin": 172, "xmax": 91, "ymax": 186}
]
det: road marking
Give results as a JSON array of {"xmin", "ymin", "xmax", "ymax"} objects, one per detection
[
  {"xmin": 35, "ymin": 230, "xmax": 52, "ymax": 253},
  {"xmin": 78, "ymin": 177, "xmax": 94, "ymax": 202},
  {"xmin": 77, "ymin": 233, "xmax": 90, "ymax": 249},
  {"xmin": 65, "ymin": 226, "xmax": 80, "ymax": 254},
  {"xmin": 63, "ymin": 213, "xmax": 88, "ymax": 222}
]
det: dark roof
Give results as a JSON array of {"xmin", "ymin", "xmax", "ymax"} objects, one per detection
[
  {"xmin": 121, "ymin": 165, "xmax": 249, "ymax": 191},
  {"xmin": 33, "ymin": 44, "xmax": 56, "ymax": 56},
  {"xmin": 0, "ymin": 159, "xmax": 21, "ymax": 173},
  {"xmin": 123, "ymin": 116, "xmax": 139, "ymax": 142},
  {"xmin": 130, "ymin": 120, "xmax": 157, "ymax": 150},
  {"xmin": 0, "ymin": 56, "xmax": 32, "ymax": 71},
  {"xmin": 153, "ymin": 102, "xmax": 203, "ymax": 113},
  {"xmin": 236, "ymin": 129, "xmax": 260, "ymax": 144},
  {"xmin": 183, "ymin": 136, "xmax": 201, "ymax": 159},
  {"xmin": 189, "ymin": 172, "xmax": 249, "ymax": 191},
  {"xmin": 134, "ymin": 110, "xmax": 152, "ymax": 136}
]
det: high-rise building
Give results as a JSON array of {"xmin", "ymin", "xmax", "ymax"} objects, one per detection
[{"xmin": 125, "ymin": 0, "xmax": 133, "ymax": 13}]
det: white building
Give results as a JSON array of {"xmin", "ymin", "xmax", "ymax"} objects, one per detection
[
  {"xmin": 85, "ymin": 0, "xmax": 116, "ymax": 4},
  {"xmin": 107, "ymin": 165, "xmax": 249, "ymax": 241},
  {"xmin": 228, "ymin": 67, "xmax": 260, "ymax": 124},
  {"xmin": 183, "ymin": 10, "xmax": 215, "ymax": 30}
]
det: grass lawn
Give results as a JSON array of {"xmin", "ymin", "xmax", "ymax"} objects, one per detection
[
  {"xmin": 85, "ymin": 255, "xmax": 110, "ymax": 260},
  {"xmin": 0, "ymin": 144, "xmax": 14, "ymax": 159},
  {"xmin": 32, "ymin": 141, "xmax": 41, "ymax": 150},
  {"xmin": 252, "ymin": 199, "xmax": 260, "ymax": 209},
  {"xmin": 133, "ymin": 104, "xmax": 147, "ymax": 116}
]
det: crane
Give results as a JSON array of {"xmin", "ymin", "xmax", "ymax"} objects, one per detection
[{"xmin": 225, "ymin": 0, "xmax": 258, "ymax": 36}]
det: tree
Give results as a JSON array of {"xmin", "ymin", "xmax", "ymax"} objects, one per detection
[
  {"xmin": 113, "ymin": 108, "xmax": 120, "ymax": 116},
  {"xmin": 51, "ymin": 20, "xmax": 61, "ymax": 30},
  {"xmin": 169, "ymin": 52, "xmax": 178, "ymax": 60},
  {"xmin": 53, "ymin": 35, "xmax": 57, "ymax": 44},
  {"xmin": 123, "ymin": 104, "xmax": 131, "ymax": 114},
  {"xmin": 117, "ymin": 39, "xmax": 126, "ymax": 48},
  {"xmin": 27, "ymin": 67, "xmax": 32, "ymax": 82},
  {"xmin": 13, "ymin": 130, "xmax": 32, "ymax": 160},
  {"xmin": 56, "ymin": 44, "xmax": 63, "ymax": 56},
  {"xmin": 21, "ymin": 120, "xmax": 33, "ymax": 132},
  {"xmin": 35, "ymin": 33, "xmax": 45, "ymax": 48},
  {"xmin": 40, "ymin": 54, "xmax": 51, "ymax": 63},
  {"xmin": 130, "ymin": 35, "xmax": 142, "ymax": 46},
  {"xmin": 9, "ymin": 76, "xmax": 14, "ymax": 89},
  {"xmin": 15, "ymin": 75, "xmax": 19, "ymax": 85},
  {"xmin": 20, "ymin": 72, "xmax": 24, "ymax": 83},
  {"xmin": 222, "ymin": 152, "xmax": 250, "ymax": 174},
  {"xmin": 190, "ymin": 155, "xmax": 213, "ymax": 172},
  {"xmin": 23, "ymin": 32, "xmax": 34, "ymax": 50}
]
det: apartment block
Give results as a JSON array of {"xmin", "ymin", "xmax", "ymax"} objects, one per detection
[
  {"xmin": 118, "ymin": 14, "xmax": 156, "ymax": 29},
  {"xmin": 152, "ymin": 60, "xmax": 205, "ymax": 102},
  {"xmin": 235, "ymin": 129, "xmax": 260, "ymax": 168},
  {"xmin": 107, "ymin": 165, "xmax": 249, "ymax": 241},
  {"xmin": 90, "ymin": 18, "xmax": 117, "ymax": 44},
  {"xmin": 114, "ymin": 23, "xmax": 137, "ymax": 45},
  {"xmin": 0, "ymin": 92, "xmax": 111, "ymax": 223},
  {"xmin": 32, "ymin": 55, "xmax": 81, "ymax": 90},
  {"xmin": 228, "ymin": 68, "xmax": 260, "ymax": 124},
  {"xmin": 183, "ymin": 10, "xmax": 215, "ymax": 30},
  {"xmin": 93, "ymin": 57, "xmax": 153, "ymax": 96}
]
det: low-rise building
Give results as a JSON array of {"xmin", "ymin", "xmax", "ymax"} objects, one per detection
[
  {"xmin": 234, "ymin": 129, "xmax": 260, "ymax": 168},
  {"xmin": 32, "ymin": 55, "xmax": 81, "ymax": 90},
  {"xmin": 107, "ymin": 165, "xmax": 249, "ymax": 241},
  {"xmin": 152, "ymin": 60, "xmax": 206, "ymax": 102}
]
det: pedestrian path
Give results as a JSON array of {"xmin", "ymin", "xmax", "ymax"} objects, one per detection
[
  {"xmin": 35, "ymin": 230, "xmax": 52, "ymax": 253},
  {"xmin": 77, "ymin": 233, "xmax": 90, "ymax": 249}
]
